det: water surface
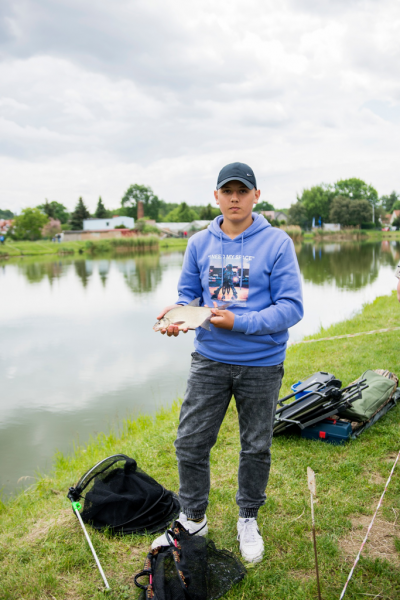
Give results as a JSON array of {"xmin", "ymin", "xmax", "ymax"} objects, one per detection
[{"xmin": 1, "ymin": 241, "xmax": 399, "ymax": 497}]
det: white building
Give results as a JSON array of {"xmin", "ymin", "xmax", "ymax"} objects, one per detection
[
  {"xmin": 83, "ymin": 216, "xmax": 134, "ymax": 230},
  {"xmin": 323, "ymin": 223, "xmax": 341, "ymax": 232}
]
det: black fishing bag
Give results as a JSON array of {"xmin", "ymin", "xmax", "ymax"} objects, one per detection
[
  {"xmin": 68, "ymin": 454, "xmax": 180, "ymax": 535},
  {"xmin": 134, "ymin": 521, "xmax": 246, "ymax": 600}
]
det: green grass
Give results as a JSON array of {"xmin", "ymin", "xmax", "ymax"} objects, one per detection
[
  {"xmin": 0, "ymin": 240, "xmax": 86, "ymax": 257},
  {"xmin": 0, "ymin": 237, "xmax": 189, "ymax": 259},
  {"xmin": 304, "ymin": 230, "xmax": 400, "ymax": 241},
  {"xmin": 159, "ymin": 237, "xmax": 189, "ymax": 249},
  {"xmin": 1, "ymin": 293, "xmax": 400, "ymax": 599}
]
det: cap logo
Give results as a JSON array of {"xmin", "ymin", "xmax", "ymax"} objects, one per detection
[{"xmin": 247, "ymin": 173, "xmax": 251, "ymax": 176}]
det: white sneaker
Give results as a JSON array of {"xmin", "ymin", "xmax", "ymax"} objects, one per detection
[
  {"xmin": 237, "ymin": 517, "xmax": 264, "ymax": 563},
  {"xmin": 151, "ymin": 512, "xmax": 208, "ymax": 549}
]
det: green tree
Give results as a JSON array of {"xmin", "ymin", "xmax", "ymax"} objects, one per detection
[
  {"xmin": 9, "ymin": 208, "xmax": 49, "ymax": 240},
  {"xmin": 157, "ymin": 201, "xmax": 179, "ymax": 220},
  {"xmin": 333, "ymin": 178, "xmax": 378, "ymax": 205},
  {"xmin": 0, "ymin": 209, "xmax": 14, "ymax": 219},
  {"xmin": 199, "ymin": 204, "xmax": 221, "ymax": 219},
  {"xmin": 253, "ymin": 201, "xmax": 275, "ymax": 212},
  {"xmin": 94, "ymin": 197, "xmax": 108, "ymax": 218},
  {"xmin": 380, "ymin": 191, "xmax": 399, "ymax": 213},
  {"xmin": 37, "ymin": 200, "xmax": 69, "ymax": 224},
  {"xmin": 297, "ymin": 184, "xmax": 334, "ymax": 224},
  {"xmin": 329, "ymin": 196, "xmax": 372, "ymax": 226},
  {"xmin": 392, "ymin": 216, "xmax": 400, "ymax": 229},
  {"xmin": 165, "ymin": 202, "xmax": 199, "ymax": 223},
  {"xmin": 69, "ymin": 197, "xmax": 91, "ymax": 230},
  {"xmin": 121, "ymin": 184, "xmax": 162, "ymax": 221},
  {"xmin": 349, "ymin": 200, "xmax": 373, "ymax": 224},
  {"xmin": 287, "ymin": 202, "xmax": 309, "ymax": 229}
]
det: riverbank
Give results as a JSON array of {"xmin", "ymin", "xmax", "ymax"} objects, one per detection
[
  {"xmin": 1, "ymin": 293, "xmax": 400, "ymax": 599},
  {"xmin": 304, "ymin": 229, "xmax": 400, "ymax": 242},
  {"xmin": 1, "ymin": 230, "xmax": 399, "ymax": 260},
  {"xmin": 0, "ymin": 237, "xmax": 188, "ymax": 259}
]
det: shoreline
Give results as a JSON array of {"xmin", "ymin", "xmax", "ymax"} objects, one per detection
[
  {"xmin": 1, "ymin": 292, "xmax": 400, "ymax": 599},
  {"xmin": 1, "ymin": 230, "xmax": 399, "ymax": 260},
  {"xmin": 0, "ymin": 237, "xmax": 189, "ymax": 260}
]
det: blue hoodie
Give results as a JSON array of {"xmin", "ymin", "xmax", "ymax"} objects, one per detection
[{"xmin": 175, "ymin": 213, "xmax": 303, "ymax": 366}]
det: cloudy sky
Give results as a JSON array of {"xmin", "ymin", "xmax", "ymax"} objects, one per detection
[{"xmin": 1, "ymin": 0, "xmax": 399, "ymax": 213}]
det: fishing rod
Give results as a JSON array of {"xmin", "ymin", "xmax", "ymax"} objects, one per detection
[
  {"xmin": 338, "ymin": 448, "xmax": 400, "ymax": 599},
  {"xmin": 68, "ymin": 490, "xmax": 110, "ymax": 591}
]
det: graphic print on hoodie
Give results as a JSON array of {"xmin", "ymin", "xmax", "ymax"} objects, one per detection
[{"xmin": 208, "ymin": 255, "xmax": 252, "ymax": 302}]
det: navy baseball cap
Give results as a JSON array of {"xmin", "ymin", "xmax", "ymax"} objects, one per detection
[{"xmin": 216, "ymin": 162, "xmax": 257, "ymax": 190}]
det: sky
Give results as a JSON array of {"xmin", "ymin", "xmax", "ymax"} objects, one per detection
[{"xmin": 1, "ymin": 0, "xmax": 399, "ymax": 213}]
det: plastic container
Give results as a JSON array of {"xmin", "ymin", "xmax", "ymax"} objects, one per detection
[
  {"xmin": 291, "ymin": 381, "xmax": 308, "ymax": 400},
  {"xmin": 301, "ymin": 419, "xmax": 352, "ymax": 445}
]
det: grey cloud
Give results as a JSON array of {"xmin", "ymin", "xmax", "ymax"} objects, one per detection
[{"xmin": 0, "ymin": 0, "xmax": 400, "ymax": 210}]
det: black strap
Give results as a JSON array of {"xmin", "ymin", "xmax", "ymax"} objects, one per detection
[{"xmin": 134, "ymin": 569, "xmax": 152, "ymax": 590}]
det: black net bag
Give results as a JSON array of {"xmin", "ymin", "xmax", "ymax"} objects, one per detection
[
  {"xmin": 134, "ymin": 521, "xmax": 246, "ymax": 600},
  {"xmin": 67, "ymin": 454, "xmax": 180, "ymax": 535}
]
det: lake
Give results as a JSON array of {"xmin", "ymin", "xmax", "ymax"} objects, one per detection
[{"xmin": 1, "ymin": 240, "xmax": 399, "ymax": 497}]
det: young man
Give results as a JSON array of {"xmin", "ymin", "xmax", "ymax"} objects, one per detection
[{"xmin": 153, "ymin": 162, "xmax": 303, "ymax": 563}]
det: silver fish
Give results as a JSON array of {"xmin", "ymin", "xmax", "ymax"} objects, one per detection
[{"xmin": 153, "ymin": 298, "xmax": 229, "ymax": 332}]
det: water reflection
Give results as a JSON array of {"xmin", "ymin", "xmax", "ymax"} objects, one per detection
[
  {"xmin": 297, "ymin": 241, "xmax": 400, "ymax": 290},
  {"xmin": 118, "ymin": 253, "xmax": 164, "ymax": 294},
  {"xmin": 7, "ymin": 242, "xmax": 400, "ymax": 294},
  {"xmin": 74, "ymin": 260, "xmax": 93, "ymax": 287},
  {"xmin": 98, "ymin": 260, "xmax": 111, "ymax": 286},
  {"xmin": 1, "ymin": 241, "xmax": 399, "ymax": 497},
  {"xmin": 17, "ymin": 259, "xmax": 70, "ymax": 285}
]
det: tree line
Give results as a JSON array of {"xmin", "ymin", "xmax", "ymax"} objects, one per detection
[
  {"xmin": 287, "ymin": 178, "xmax": 400, "ymax": 229},
  {"xmin": 2, "ymin": 178, "xmax": 399, "ymax": 241},
  {"xmin": 2, "ymin": 184, "xmax": 274, "ymax": 241}
]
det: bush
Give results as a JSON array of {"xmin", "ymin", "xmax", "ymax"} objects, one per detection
[
  {"xmin": 9, "ymin": 208, "xmax": 49, "ymax": 241},
  {"xmin": 360, "ymin": 222, "xmax": 376, "ymax": 230},
  {"xmin": 135, "ymin": 218, "xmax": 160, "ymax": 234}
]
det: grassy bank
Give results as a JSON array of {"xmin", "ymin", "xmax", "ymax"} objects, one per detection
[
  {"xmin": 304, "ymin": 230, "xmax": 400, "ymax": 241},
  {"xmin": 1, "ymin": 231, "xmax": 399, "ymax": 260},
  {"xmin": 0, "ymin": 237, "xmax": 189, "ymax": 259},
  {"xmin": 1, "ymin": 293, "xmax": 400, "ymax": 599}
]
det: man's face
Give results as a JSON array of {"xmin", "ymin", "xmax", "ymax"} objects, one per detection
[{"xmin": 214, "ymin": 180, "xmax": 260, "ymax": 223}]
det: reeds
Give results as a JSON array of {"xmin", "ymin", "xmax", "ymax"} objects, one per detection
[
  {"xmin": 84, "ymin": 236, "xmax": 160, "ymax": 254},
  {"xmin": 279, "ymin": 225, "xmax": 303, "ymax": 240}
]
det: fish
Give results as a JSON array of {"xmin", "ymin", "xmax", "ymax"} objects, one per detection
[{"xmin": 153, "ymin": 298, "xmax": 231, "ymax": 332}]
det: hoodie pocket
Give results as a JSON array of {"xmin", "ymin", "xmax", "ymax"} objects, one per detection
[{"xmin": 262, "ymin": 332, "xmax": 288, "ymax": 346}]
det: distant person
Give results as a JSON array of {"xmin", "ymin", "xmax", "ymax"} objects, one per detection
[
  {"xmin": 153, "ymin": 162, "xmax": 303, "ymax": 563},
  {"xmin": 396, "ymin": 261, "xmax": 400, "ymax": 302},
  {"xmin": 183, "ymin": 231, "xmax": 187, "ymax": 238},
  {"xmin": 0, "ymin": 235, "xmax": 4, "ymax": 244}
]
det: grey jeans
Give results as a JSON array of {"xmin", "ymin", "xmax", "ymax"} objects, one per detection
[{"xmin": 174, "ymin": 352, "xmax": 284, "ymax": 519}]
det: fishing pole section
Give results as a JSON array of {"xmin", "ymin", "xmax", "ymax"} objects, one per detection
[{"xmin": 67, "ymin": 489, "xmax": 110, "ymax": 591}]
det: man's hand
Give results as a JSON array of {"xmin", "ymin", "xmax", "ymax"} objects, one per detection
[
  {"xmin": 210, "ymin": 306, "xmax": 235, "ymax": 330},
  {"xmin": 156, "ymin": 304, "xmax": 189, "ymax": 337}
]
